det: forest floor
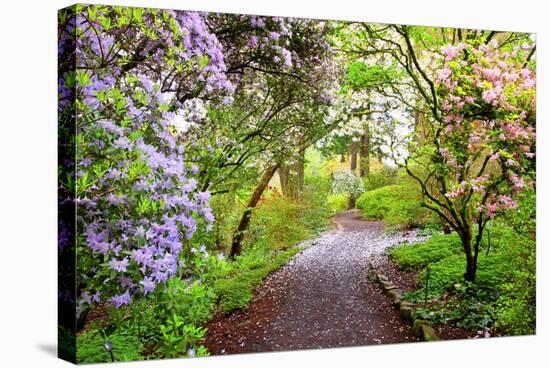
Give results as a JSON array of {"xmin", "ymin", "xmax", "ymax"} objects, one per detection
[{"xmin": 206, "ymin": 210, "xmax": 428, "ymax": 354}]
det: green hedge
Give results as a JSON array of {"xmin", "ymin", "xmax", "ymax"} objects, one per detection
[{"xmin": 356, "ymin": 184, "xmax": 435, "ymax": 228}]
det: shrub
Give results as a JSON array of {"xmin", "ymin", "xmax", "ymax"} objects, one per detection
[
  {"xmin": 331, "ymin": 170, "xmax": 365, "ymax": 199},
  {"xmin": 251, "ymin": 194, "xmax": 329, "ymax": 250},
  {"xmin": 363, "ymin": 166, "xmax": 398, "ymax": 191},
  {"xmin": 251, "ymin": 197, "xmax": 312, "ymax": 250},
  {"xmin": 327, "ymin": 193, "xmax": 348, "ymax": 214},
  {"xmin": 356, "ymin": 184, "xmax": 434, "ymax": 228}
]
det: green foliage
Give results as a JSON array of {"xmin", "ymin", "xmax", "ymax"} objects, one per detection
[
  {"xmin": 356, "ymin": 183, "xmax": 434, "ymax": 228},
  {"xmin": 389, "ymin": 233, "xmax": 463, "ymax": 269},
  {"xmin": 327, "ymin": 193, "xmax": 348, "ymax": 214},
  {"xmin": 346, "ymin": 62, "xmax": 404, "ymax": 90},
  {"xmin": 392, "ymin": 201, "xmax": 534, "ymax": 334},
  {"xmin": 413, "ymin": 284, "xmax": 498, "ymax": 330},
  {"xmin": 252, "ymin": 197, "xmax": 312, "ymax": 249},
  {"xmin": 103, "ymin": 267, "xmax": 220, "ymax": 359},
  {"xmin": 492, "ymin": 191, "xmax": 536, "ymax": 335},
  {"xmin": 77, "ymin": 330, "xmax": 144, "ymax": 364},
  {"xmin": 416, "ymin": 252, "xmax": 509, "ymax": 297},
  {"xmin": 156, "ymin": 279, "xmax": 217, "ymax": 325},
  {"xmin": 213, "ymin": 246, "xmax": 300, "ymax": 313},
  {"xmin": 157, "ymin": 315, "xmax": 208, "ymax": 358},
  {"xmin": 363, "ymin": 166, "xmax": 398, "ymax": 191},
  {"xmin": 251, "ymin": 192, "xmax": 329, "ymax": 250}
]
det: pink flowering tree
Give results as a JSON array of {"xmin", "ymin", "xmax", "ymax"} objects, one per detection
[
  {"xmin": 341, "ymin": 24, "xmax": 535, "ymax": 282},
  {"xmin": 404, "ymin": 41, "xmax": 536, "ymax": 281}
]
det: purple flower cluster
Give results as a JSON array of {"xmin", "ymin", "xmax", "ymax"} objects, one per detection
[{"xmin": 63, "ymin": 6, "xmax": 225, "ymax": 309}]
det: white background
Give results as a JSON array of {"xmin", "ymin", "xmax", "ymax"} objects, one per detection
[{"xmin": 0, "ymin": 0, "xmax": 547, "ymax": 366}]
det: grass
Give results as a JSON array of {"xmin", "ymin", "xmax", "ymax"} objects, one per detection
[
  {"xmin": 389, "ymin": 233, "xmax": 463, "ymax": 269},
  {"xmin": 213, "ymin": 246, "xmax": 300, "ymax": 313},
  {"xmin": 418, "ymin": 252, "xmax": 510, "ymax": 296},
  {"xmin": 388, "ymin": 218, "xmax": 532, "ymax": 334}
]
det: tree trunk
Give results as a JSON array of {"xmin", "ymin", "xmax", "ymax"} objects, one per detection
[
  {"xmin": 441, "ymin": 218, "xmax": 452, "ymax": 234},
  {"xmin": 465, "ymin": 253, "xmax": 477, "ymax": 282},
  {"xmin": 296, "ymin": 149, "xmax": 305, "ymax": 199},
  {"xmin": 279, "ymin": 164, "xmax": 290, "ymax": 197},
  {"xmin": 278, "ymin": 149, "xmax": 304, "ymax": 200},
  {"xmin": 350, "ymin": 141, "xmax": 358, "ymax": 172},
  {"xmin": 460, "ymin": 229, "xmax": 477, "ymax": 282},
  {"xmin": 348, "ymin": 196, "xmax": 356, "ymax": 210},
  {"xmin": 359, "ymin": 124, "xmax": 370, "ymax": 177},
  {"xmin": 230, "ymin": 163, "xmax": 281, "ymax": 259}
]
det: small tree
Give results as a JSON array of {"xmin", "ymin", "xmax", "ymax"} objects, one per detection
[
  {"xmin": 404, "ymin": 41, "xmax": 536, "ymax": 282},
  {"xmin": 331, "ymin": 170, "xmax": 365, "ymax": 209}
]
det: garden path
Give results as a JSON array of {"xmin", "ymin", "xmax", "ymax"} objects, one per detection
[{"xmin": 206, "ymin": 210, "xmax": 420, "ymax": 354}]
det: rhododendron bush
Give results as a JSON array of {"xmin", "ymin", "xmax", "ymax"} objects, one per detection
[
  {"xmin": 435, "ymin": 41, "xmax": 535, "ymax": 219},
  {"xmin": 406, "ymin": 41, "xmax": 536, "ymax": 281},
  {"xmin": 58, "ymin": 5, "xmax": 234, "ymax": 316},
  {"xmin": 337, "ymin": 25, "xmax": 535, "ymax": 281}
]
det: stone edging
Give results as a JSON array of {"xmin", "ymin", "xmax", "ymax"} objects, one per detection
[{"xmin": 368, "ymin": 263, "xmax": 440, "ymax": 342}]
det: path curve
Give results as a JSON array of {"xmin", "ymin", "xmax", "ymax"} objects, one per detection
[{"xmin": 206, "ymin": 210, "xmax": 420, "ymax": 354}]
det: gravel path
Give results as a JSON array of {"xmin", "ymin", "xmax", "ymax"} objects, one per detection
[{"xmin": 206, "ymin": 210, "xmax": 428, "ymax": 354}]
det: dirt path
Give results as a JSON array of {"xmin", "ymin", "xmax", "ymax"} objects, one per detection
[{"xmin": 206, "ymin": 210, "xmax": 421, "ymax": 354}]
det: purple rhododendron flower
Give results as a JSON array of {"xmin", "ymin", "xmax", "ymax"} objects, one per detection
[
  {"xmin": 109, "ymin": 257, "xmax": 129, "ymax": 272},
  {"xmin": 110, "ymin": 290, "xmax": 131, "ymax": 308},
  {"xmin": 140, "ymin": 277, "xmax": 156, "ymax": 295}
]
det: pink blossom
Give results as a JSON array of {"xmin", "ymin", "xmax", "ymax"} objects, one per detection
[
  {"xmin": 445, "ymin": 124, "xmax": 455, "ymax": 134},
  {"xmin": 441, "ymin": 43, "xmax": 465, "ymax": 61},
  {"xmin": 482, "ymin": 89, "xmax": 498, "ymax": 104},
  {"xmin": 444, "ymin": 187, "xmax": 465, "ymax": 198},
  {"xmin": 450, "ymin": 95, "xmax": 461, "ymax": 103},
  {"xmin": 482, "ymin": 67, "xmax": 501, "ymax": 82},
  {"xmin": 503, "ymin": 72, "xmax": 519, "ymax": 82},
  {"xmin": 439, "ymin": 148, "xmax": 450, "ymax": 158},
  {"xmin": 509, "ymin": 172, "xmax": 525, "ymax": 190},
  {"xmin": 520, "ymin": 68, "xmax": 532, "ymax": 78},
  {"xmin": 520, "ymin": 78, "xmax": 535, "ymax": 89},
  {"xmin": 438, "ymin": 67, "xmax": 452, "ymax": 81},
  {"xmin": 485, "ymin": 203, "xmax": 499, "ymax": 218},
  {"xmin": 519, "ymin": 110, "xmax": 527, "ymax": 120},
  {"xmin": 497, "ymin": 195, "xmax": 517, "ymax": 209},
  {"xmin": 469, "ymin": 135, "xmax": 481, "ymax": 145}
]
